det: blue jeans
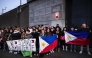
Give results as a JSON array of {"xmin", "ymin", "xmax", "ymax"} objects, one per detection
[{"xmin": 70, "ymin": 44, "xmax": 76, "ymax": 50}]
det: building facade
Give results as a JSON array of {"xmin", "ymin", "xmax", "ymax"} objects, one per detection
[
  {"xmin": 66, "ymin": 0, "xmax": 92, "ymax": 30},
  {"xmin": 28, "ymin": 0, "xmax": 65, "ymax": 28},
  {"xmin": 0, "ymin": 0, "xmax": 92, "ymax": 29},
  {"xmin": 0, "ymin": 4, "xmax": 29, "ymax": 28},
  {"xmin": 0, "ymin": 8, "xmax": 18, "ymax": 27}
]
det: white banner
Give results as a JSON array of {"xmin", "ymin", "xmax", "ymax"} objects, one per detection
[{"xmin": 6, "ymin": 39, "xmax": 36, "ymax": 51}]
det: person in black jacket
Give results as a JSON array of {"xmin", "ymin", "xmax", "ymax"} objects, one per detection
[
  {"xmin": 51, "ymin": 28, "xmax": 56, "ymax": 35},
  {"xmin": 31, "ymin": 28, "xmax": 40, "ymax": 56},
  {"xmin": 11, "ymin": 29, "xmax": 21, "ymax": 40},
  {"xmin": 61, "ymin": 27, "xmax": 68, "ymax": 51},
  {"xmin": 79, "ymin": 23, "xmax": 91, "ymax": 55},
  {"xmin": 56, "ymin": 27, "xmax": 62, "ymax": 52},
  {"xmin": 0, "ymin": 28, "xmax": 10, "ymax": 51},
  {"xmin": 9, "ymin": 28, "xmax": 21, "ymax": 54}
]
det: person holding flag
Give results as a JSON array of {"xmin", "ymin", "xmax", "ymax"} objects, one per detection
[
  {"xmin": 78, "ymin": 23, "xmax": 91, "ymax": 55},
  {"xmin": 61, "ymin": 27, "xmax": 68, "ymax": 51},
  {"xmin": 69, "ymin": 27, "xmax": 76, "ymax": 52},
  {"xmin": 56, "ymin": 27, "xmax": 62, "ymax": 52},
  {"xmin": 45, "ymin": 28, "xmax": 53, "ymax": 55},
  {"xmin": 39, "ymin": 28, "xmax": 57, "ymax": 56},
  {"xmin": 39, "ymin": 29, "xmax": 46, "ymax": 57}
]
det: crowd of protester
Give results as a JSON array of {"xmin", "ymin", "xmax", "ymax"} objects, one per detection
[{"xmin": 0, "ymin": 23, "xmax": 91, "ymax": 57}]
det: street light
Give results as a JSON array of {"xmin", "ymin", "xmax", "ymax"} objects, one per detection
[
  {"xmin": 20, "ymin": 0, "xmax": 22, "ymax": 12},
  {"xmin": 20, "ymin": 0, "xmax": 22, "ymax": 5},
  {"xmin": 2, "ymin": 7, "xmax": 7, "ymax": 14},
  {"xmin": 17, "ymin": 0, "xmax": 22, "ymax": 27}
]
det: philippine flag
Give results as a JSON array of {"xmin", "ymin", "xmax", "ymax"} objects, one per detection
[
  {"xmin": 39, "ymin": 35, "xmax": 57, "ymax": 53},
  {"xmin": 65, "ymin": 31, "xmax": 90, "ymax": 46}
]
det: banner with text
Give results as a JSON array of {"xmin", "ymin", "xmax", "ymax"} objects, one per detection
[{"xmin": 6, "ymin": 39, "xmax": 36, "ymax": 51}]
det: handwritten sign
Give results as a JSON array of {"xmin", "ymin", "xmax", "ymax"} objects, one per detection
[{"xmin": 6, "ymin": 39, "xmax": 36, "ymax": 51}]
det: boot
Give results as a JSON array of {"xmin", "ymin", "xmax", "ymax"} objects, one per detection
[
  {"xmin": 58, "ymin": 48, "xmax": 60, "ymax": 52},
  {"xmin": 56, "ymin": 48, "xmax": 58, "ymax": 51},
  {"xmin": 62, "ymin": 45, "xmax": 65, "ymax": 51},
  {"xmin": 66, "ymin": 46, "xmax": 68, "ymax": 51}
]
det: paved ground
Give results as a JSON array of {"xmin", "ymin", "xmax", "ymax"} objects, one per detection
[{"xmin": 0, "ymin": 48, "xmax": 92, "ymax": 58}]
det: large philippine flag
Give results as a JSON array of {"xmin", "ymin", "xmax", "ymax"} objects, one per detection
[
  {"xmin": 39, "ymin": 35, "xmax": 57, "ymax": 53},
  {"xmin": 65, "ymin": 31, "xmax": 90, "ymax": 46}
]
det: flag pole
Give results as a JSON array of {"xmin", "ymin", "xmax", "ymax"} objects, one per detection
[{"xmin": 38, "ymin": 37, "xmax": 40, "ymax": 58}]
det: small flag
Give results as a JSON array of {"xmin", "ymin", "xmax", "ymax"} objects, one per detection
[
  {"xmin": 15, "ymin": 41, "xmax": 17, "ymax": 44},
  {"xmin": 31, "ymin": 40, "xmax": 34, "ymax": 43}
]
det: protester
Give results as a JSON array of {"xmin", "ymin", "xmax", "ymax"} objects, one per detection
[
  {"xmin": 56, "ymin": 27, "xmax": 62, "ymax": 52},
  {"xmin": 61, "ymin": 27, "xmax": 68, "ymax": 51},
  {"xmin": 21, "ymin": 30, "xmax": 33, "ymax": 57},
  {"xmin": 45, "ymin": 28, "xmax": 52, "ymax": 55},
  {"xmin": 7, "ymin": 29, "xmax": 13, "ymax": 40},
  {"xmin": 3, "ymin": 28, "xmax": 10, "ymax": 50},
  {"xmin": 9, "ymin": 28, "xmax": 21, "ymax": 54},
  {"xmin": 0, "ymin": 23, "xmax": 91, "ymax": 57},
  {"xmin": 46, "ymin": 28, "xmax": 52, "ymax": 36},
  {"xmin": 70, "ymin": 27, "xmax": 76, "ymax": 52},
  {"xmin": 39, "ymin": 29, "xmax": 46, "ymax": 57},
  {"xmin": 51, "ymin": 27, "xmax": 56, "ymax": 35},
  {"xmin": 24, "ymin": 30, "xmax": 33, "ymax": 39},
  {"xmin": 50, "ymin": 28, "xmax": 56, "ymax": 53},
  {"xmin": 78, "ymin": 23, "xmax": 91, "ymax": 55},
  {"xmin": 40, "ymin": 29, "xmax": 46, "ymax": 37},
  {"xmin": 0, "ymin": 29, "xmax": 4, "ymax": 49},
  {"xmin": 21, "ymin": 31, "xmax": 26, "ymax": 39},
  {"xmin": 31, "ymin": 28, "xmax": 40, "ymax": 56},
  {"xmin": 28, "ymin": 27, "xmax": 33, "ymax": 33},
  {"xmin": 56, "ymin": 24, "xmax": 61, "ymax": 31},
  {"xmin": 43, "ymin": 27, "xmax": 47, "ymax": 33}
]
